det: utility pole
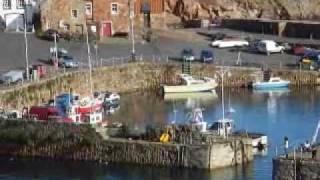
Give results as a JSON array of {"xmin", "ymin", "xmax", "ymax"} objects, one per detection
[
  {"xmin": 24, "ymin": 4, "xmax": 29, "ymax": 81},
  {"xmin": 129, "ymin": 0, "xmax": 135, "ymax": 61},
  {"xmin": 54, "ymin": 32, "xmax": 58, "ymax": 71}
]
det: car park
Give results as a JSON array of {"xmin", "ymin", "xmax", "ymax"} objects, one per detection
[
  {"xmin": 257, "ymin": 40, "xmax": 285, "ymax": 55},
  {"xmin": 200, "ymin": 50, "xmax": 214, "ymax": 63},
  {"xmin": 0, "ymin": 70, "xmax": 24, "ymax": 85},
  {"xmin": 181, "ymin": 49, "xmax": 195, "ymax": 61}
]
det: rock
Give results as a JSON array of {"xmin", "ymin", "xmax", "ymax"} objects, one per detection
[{"xmin": 165, "ymin": 0, "xmax": 320, "ymax": 22}]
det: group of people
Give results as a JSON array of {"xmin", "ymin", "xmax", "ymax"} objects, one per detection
[{"xmin": 284, "ymin": 137, "xmax": 317, "ymax": 159}]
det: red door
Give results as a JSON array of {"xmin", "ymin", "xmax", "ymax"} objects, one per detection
[{"xmin": 101, "ymin": 23, "xmax": 112, "ymax": 37}]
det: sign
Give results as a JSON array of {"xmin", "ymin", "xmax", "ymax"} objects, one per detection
[{"xmin": 91, "ymin": 25, "xmax": 96, "ymax": 33}]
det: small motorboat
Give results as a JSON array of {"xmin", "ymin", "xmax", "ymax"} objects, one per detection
[
  {"xmin": 233, "ymin": 130, "xmax": 268, "ymax": 150},
  {"xmin": 163, "ymin": 74, "xmax": 217, "ymax": 93},
  {"xmin": 252, "ymin": 77, "xmax": 290, "ymax": 89}
]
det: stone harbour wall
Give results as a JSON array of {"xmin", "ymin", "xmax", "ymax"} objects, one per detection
[
  {"xmin": 1, "ymin": 62, "xmax": 320, "ymax": 109},
  {"xmin": 273, "ymin": 158, "xmax": 320, "ymax": 180},
  {"xmin": 0, "ymin": 120, "xmax": 252, "ymax": 170}
]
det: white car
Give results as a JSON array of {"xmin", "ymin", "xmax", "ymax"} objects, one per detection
[
  {"xmin": 257, "ymin": 40, "xmax": 285, "ymax": 55},
  {"xmin": 211, "ymin": 39, "xmax": 249, "ymax": 48}
]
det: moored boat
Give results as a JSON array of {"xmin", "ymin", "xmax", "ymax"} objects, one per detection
[
  {"xmin": 163, "ymin": 74, "xmax": 217, "ymax": 93},
  {"xmin": 252, "ymin": 77, "xmax": 290, "ymax": 89}
]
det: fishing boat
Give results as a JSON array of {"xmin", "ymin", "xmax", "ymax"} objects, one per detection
[
  {"xmin": 163, "ymin": 74, "xmax": 217, "ymax": 93},
  {"xmin": 252, "ymin": 77, "xmax": 290, "ymax": 89}
]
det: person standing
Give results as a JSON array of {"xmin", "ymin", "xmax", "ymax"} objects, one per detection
[{"xmin": 284, "ymin": 136, "xmax": 289, "ymax": 158}]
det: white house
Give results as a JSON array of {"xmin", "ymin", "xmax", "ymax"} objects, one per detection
[{"xmin": 0, "ymin": 0, "xmax": 34, "ymax": 31}]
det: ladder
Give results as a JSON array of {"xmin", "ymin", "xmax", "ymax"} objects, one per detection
[{"xmin": 182, "ymin": 60, "xmax": 191, "ymax": 74}]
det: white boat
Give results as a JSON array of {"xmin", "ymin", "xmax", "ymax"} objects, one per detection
[
  {"xmin": 252, "ymin": 77, "xmax": 290, "ymax": 89},
  {"xmin": 233, "ymin": 130, "xmax": 268, "ymax": 149},
  {"xmin": 163, "ymin": 74, "xmax": 217, "ymax": 93}
]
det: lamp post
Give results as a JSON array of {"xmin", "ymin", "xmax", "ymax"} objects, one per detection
[
  {"xmin": 24, "ymin": 4, "xmax": 29, "ymax": 81},
  {"xmin": 129, "ymin": 0, "xmax": 135, "ymax": 61}
]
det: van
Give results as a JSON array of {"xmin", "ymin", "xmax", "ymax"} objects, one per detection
[
  {"xmin": 0, "ymin": 70, "xmax": 24, "ymax": 85},
  {"xmin": 257, "ymin": 40, "xmax": 285, "ymax": 55}
]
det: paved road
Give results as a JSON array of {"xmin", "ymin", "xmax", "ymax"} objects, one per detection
[{"xmin": 0, "ymin": 30, "xmax": 303, "ymax": 73}]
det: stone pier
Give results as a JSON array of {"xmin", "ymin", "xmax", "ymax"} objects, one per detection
[{"xmin": 273, "ymin": 146, "xmax": 320, "ymax": 180}]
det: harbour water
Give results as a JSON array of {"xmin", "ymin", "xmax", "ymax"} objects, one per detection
[{"xmin": 1, "ymin": 87, "xmax": 320, "ymax": 180}]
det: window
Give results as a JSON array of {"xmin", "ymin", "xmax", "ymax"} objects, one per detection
[
  {"xmin": 85, "ymin": 2, "xmax": 92, "ymax": 16},
  {"xmin": 71, "ymin": 9, "xmax": 78, "ymax": 18},
  {"xmin": 17, "ymin": 0, "xmax": 25, "ymax": 9},
  {"xmin": 63, "ymin": 24, "xmax": 70, "ymax": 31},
  {"xmin": 3, "ymin": 0, "xmax": 11, "ymax": 9},
  {"xmin": 111, "ymin": 3, "xmax": 118, "ymax": 15}
]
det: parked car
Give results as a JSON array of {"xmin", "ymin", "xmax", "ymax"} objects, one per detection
[
  {"xmin": 181, "ymin": 49, "xmax": 195, "ymax": 61},
  {"xmin": 297, "ymin": 52, "xmax": 320, "ymax": 70},
  {"xmin": 211, "ymin": 39, "xmax": 249, "ymax": 48},
  {"xmin": 200, "ymin": 50, "xmax": 214, "ymax": 63},
  {"xmin": 257, "ymin": 40, "xmax": 285, "ymax": 55},
  {"xmin": 0, "ymin": 70, "xmax": 24, "ymax": 85},
  {"xmin": 58, "ymin": 55, "xmax": 79, "ymax": 68},
  {"xmin": 42, "ymin": 29, "xmax": 60, "ymax": 41}
]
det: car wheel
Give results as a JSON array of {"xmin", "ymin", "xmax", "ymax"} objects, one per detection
[{"xmin": 280, "ymin": 50, "xmax": 284, "ymax": 54}]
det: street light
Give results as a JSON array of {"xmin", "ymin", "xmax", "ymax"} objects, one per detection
[
  {"xmin": 129, "ymin": 0, "xmax": 135, "ymax": 61},
  {"xmin": 24, "ymin": 3, "xmax": 29, "ymax": 81}
]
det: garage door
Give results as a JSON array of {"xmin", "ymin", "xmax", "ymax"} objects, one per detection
[{"xmin": 5, "ymin": 14, "xmax": 24, "ymax": 31}]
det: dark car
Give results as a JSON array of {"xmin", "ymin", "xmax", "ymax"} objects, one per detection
[
  {"xmin": 58, "ymin": 55, "xmax": 79, "ymax": 68},
  {"xmin": 42, "ymin": 29, "xmax": 60, "ymax": 41},
  {"xmin": 181, "ymin": 49, "xmax": 195, "ymax": 61},
  {"xmin": 200, "ymin": 50, "xmax": 214, "ymax": 63}
]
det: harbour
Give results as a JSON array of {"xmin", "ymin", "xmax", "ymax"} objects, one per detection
[{"xmin": 0, "ymin": 87, "xmax": 319, "ymax": 179}]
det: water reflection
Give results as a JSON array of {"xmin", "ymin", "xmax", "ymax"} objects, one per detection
[{"xmin": 0, "ymin": 157, "xmax": 254, "ymax": 180}]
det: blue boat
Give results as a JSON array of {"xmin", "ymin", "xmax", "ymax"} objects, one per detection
[{"xmin": 252, "ymin": 77, "xmax": 290, "ymax": 89}]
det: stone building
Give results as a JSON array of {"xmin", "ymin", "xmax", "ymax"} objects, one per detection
[
  {"xmin": 40, "ymin": 0, "xmax": 86, "ymax": 35},
  {"xmin": 0, "ymin": 0, "xmax": 33, "ymax": 31},
  {"xmin": 86, "ymin": 0, "xmax": 130, "ymax": 37},
  {"xmin": 40, "ymin": 0, "xmax": 165, "ymax": 38}
]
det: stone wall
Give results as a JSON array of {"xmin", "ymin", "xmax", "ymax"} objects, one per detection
[
  {"xmin": 273, "ymin": 158, "xmax": 320, "ymax": 180},
  {"xmin": 1, "ymin": 63, "xmax": 320, "ymax": 109},
  {"xmin": 221, "ymin": 18, "xmax": 320, "ymax": 39},
  {"xmin": 0, "ymin": 119, "xmax": 253, "ymax": 170}
]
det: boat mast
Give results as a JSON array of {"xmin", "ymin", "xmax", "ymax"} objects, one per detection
[{"xmin": 221, "ymin": 66, "xmax": 225, "ymax": 120}]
